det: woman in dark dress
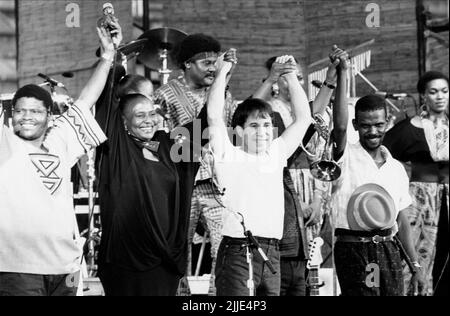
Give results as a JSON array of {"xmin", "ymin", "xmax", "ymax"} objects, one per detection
[
  {"xmin": 96, "ymin": 93, "xmax": 208, "ymax": 296},
  {"xmin": 384, "ymin": 71, "xmax": 449, "ymax": 296}
]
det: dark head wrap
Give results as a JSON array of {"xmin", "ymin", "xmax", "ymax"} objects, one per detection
[
  {"xmin": 417, "ymin": 71, "xmax": 449, "ymax": 95},
  {"xmin": 177, "ymin": 33, "xmax": 221, "ymax": 69},
  {"xmin": 12, "ymin": 84, "xmax": 53, "ymax": 110}
]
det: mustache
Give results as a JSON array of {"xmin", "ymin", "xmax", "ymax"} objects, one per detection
[{"xmin": 365, "ymin": 135, "xmax": 382, "ymax": 139}]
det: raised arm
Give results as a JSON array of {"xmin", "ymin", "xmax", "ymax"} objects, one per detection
[
  {"xmin": 278, "ymin": 56, "xmax": 312, "ymax": 158},
  {"xmin": 311, "ymin": 46, "xmax": 346, "ymax": 116},
  {"xmin": 207, "ymin": 49, "xmax": 236, "ymax": 157},
  {"xmin": 332, "ymin": 50, "xmax": 350, "ymax": 161},
  {"xmin": 77, "ymin": 22, "xmax": 123, "ymax": 111}
]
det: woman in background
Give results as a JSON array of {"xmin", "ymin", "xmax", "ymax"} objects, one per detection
[{"xmin": 384, "ymin": 71, "xmax": 449, "ymax": 296}]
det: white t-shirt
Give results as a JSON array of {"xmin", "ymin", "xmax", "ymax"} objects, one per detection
[
  {"xmin": 332, "ymin": 141, "xmax": 412, "ymax": 230},
  {"xmin": 214, "ymin": 137, "xmax": 288, "ymax": 240},
  {"xmin": 0, "ymin": 102, "xmax": 106, "ymax": 275}
]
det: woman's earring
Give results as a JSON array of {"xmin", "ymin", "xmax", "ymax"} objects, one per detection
[
  {"xmin": 272, "ymin": 83, "xmax": 280, "ymax": 97},
  {"xmin": 419, "ymin": 96, "xmax": 429, "ymax": 118}
]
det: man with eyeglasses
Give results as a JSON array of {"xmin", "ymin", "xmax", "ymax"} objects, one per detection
[
  {"xmin": 154, "ymin": 33, "xmax": 238, "ymax": 295},
  {"xmin": 0, "ymin": 23, "xmax": 122, "ymax": 296}
]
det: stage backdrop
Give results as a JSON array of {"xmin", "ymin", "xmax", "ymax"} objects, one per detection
[
  {"xmin": 158, "ymin": 0, "xmax": 448, "ymax": 114},
  {"xmin": 17, "ymin": 0, "xmax": 134, "ymax": 98}
]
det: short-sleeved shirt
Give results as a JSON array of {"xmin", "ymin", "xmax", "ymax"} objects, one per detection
[
  {"xmin": 332, "ymin": 141, "xmax": 412, "ymax": 230},
  {"xmin": 0, "ymin": 102, "xmax": 106, "ymax": 275},
  {"xmin": 214, "ymin": 137, "xmax": 288, "ymax": 240}
]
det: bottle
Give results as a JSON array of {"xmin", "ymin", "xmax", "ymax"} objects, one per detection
[{"xmin": 97, "ymin": 3, "xmax": 118, "ymax": 34}]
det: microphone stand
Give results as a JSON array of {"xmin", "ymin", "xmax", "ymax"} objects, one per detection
[
  {"xmin": 175, "ymin": 136, "xmax": 277, "ymax": 296},
  {"xmin": 237, "ymin": 213, "xmax": 277, "ymax": 297},
  {"xmin": 87, "ymin": 35, "xmax": 119, "ymax": 277}
]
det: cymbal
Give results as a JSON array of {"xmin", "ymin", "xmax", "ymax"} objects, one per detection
[
  {"xmin": 137, "ymin": 27, "xmax": 188, "ymax": 70},
  {"xmin": 95, "ymin": 38, "xmax": 148, "ymax": 60},
  {"xmin": 118, "ymin": 38, "xmax": 148, "ymax": 56}
]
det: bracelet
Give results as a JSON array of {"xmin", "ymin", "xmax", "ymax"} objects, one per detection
[
  {"xmin": 101, "ymin": 53, "xmax": 114, "ymax": 62},
  {"xmin": 323, "ymin": 81, "xmax": 336, "ymax": 90}
]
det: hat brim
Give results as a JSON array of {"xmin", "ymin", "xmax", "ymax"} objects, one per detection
[{"xmin": 347, "ymin": 183, "xmax": 397, "ymax": 231}]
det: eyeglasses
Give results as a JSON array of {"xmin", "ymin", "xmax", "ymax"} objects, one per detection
[{"xmin": 12, "ymin": 108, "xmax": 49, "ymax": 117}]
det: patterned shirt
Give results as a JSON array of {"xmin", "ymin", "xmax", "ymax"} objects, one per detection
[{"xmin": 154, "ymin": 75, "xmax": 238, "ymax": 182}]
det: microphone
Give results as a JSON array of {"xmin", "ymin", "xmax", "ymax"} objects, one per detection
[
  {"xmin": 97, "ymin": 3, "xmax": 118, "ymax": 36},
  {"xmin": 38, "ymin": 73, "xmax": 65, "ymax": 88},
  {"xmin": 374, "ymin": 91, "xmax": 408, "ymax": 100}
]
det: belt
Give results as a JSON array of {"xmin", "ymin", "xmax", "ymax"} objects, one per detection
[
  {"xmin": 335, "ymin": 228, "xmax": 393, "ymax": 237},
  {"xmin": 335, "ymin": 234, "xmax": 395, "ymax": 244},
  {"xmin": 222, "ymin": 236, "xmax": 279, "ymax": 246}
]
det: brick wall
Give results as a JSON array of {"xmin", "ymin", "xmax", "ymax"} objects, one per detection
[
  {"xmin": 159, "ymin": 0, "xmax": 448, "ymax": 115},
  {"xmin": 13, "ymin": 1, "xmax": 450, "ymax": 111},
  {"xmin": 17, "ymin": 0, "xmax": 133, "ymax": 98},
  {"xmin": 161, "ymin": 0, "xmax": 308, "ymax": 100},
  {"xmin": 427, "ymin": 31, "xmax": 449, "ymax": 74},
  {"xmin": 304, "ymin": 1, "xmax": 419, "ymax": 95},
  {"xmin": 0, "ymin": 0, "xmax": 16, "ymax": 94}
]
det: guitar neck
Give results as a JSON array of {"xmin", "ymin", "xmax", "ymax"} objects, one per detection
[{"xmin": 308, "ymin": 267, "xmax": 320, "ymax": 296}]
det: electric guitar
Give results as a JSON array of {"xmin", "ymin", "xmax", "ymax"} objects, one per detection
[{"xmin": 307, "ymin": 237, "xmax": 325, "ymax": 296}]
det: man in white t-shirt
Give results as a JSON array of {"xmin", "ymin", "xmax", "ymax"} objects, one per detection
[
  {"xmin": 331, "ymin": 52, "xmax": 425, "ymax": 296},
  {"xmin": 0, "ymin": 24, "xmax": 121, "ymax": 296},
  {"xmin": 207, "ymin": 54, "xmax": 312, "ymax": 296}
]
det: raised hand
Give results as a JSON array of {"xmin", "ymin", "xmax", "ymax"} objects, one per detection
[
  {"xmin": 266, "ymin": 55, "xmax": 298, "ymax": 84},
  {"xmin": 97, "ymin": 20, "xmax": 123, "ymax": 57},
  {"xmin": 216, "ymin": 48, "xmax": 237, "ymax": 75},
  {"xmin": 275, "ymin": 55, "xmax": 298, "ymax": 81},
  {"xmin": 329, "ymin": 45, "xmax": 350, "ymax": 71}
]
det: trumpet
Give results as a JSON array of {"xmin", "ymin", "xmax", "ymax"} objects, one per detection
[{"xmin": 302, "ymin": 113, "xmax": 341, "ymax": 182}]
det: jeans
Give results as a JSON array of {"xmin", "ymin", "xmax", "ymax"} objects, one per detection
[
  {"xmin": 280, "ymin": 258, "xmax": 307, "ymax": 296},
  {"xmin": 334, "ymin": 240, "xmax": 404, "ymax": 296},
  {"xmin": 0, "ymin": 272, "xmax": 79, "ymax": 296},
  {"xmin": 215, "ymin": 237, "xmax": 281, "ymax": 296}
]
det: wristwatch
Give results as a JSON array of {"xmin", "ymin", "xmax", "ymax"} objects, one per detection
[{"xmin": 323, "ymin": 81, "xmax": 336, "ymax": 90}]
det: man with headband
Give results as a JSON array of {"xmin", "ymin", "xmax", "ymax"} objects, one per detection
[
  {"xmin": 154, "ymin": 33, "xmax": 238, "ymax": 295},
  {"xmin": 0, "ymin": 23, "xmax": 122, "ymax": 296}
]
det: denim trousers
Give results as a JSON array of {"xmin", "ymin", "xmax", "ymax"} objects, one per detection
[
  {"xmin": 280, "ymin": 258, "xmax": 307, "ymax": 296},
  {"xmin": 0, "ymin": 272, "xmax": 79, "ymax": 296},
  {"xmin": 215, "ymin": 236, "xmax": 281, "ymax": 296}
]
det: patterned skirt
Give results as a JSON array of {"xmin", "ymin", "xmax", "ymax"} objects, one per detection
[{"xmin": 403, "ymin": 182, "xmax": 449, "ymax": 295}]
